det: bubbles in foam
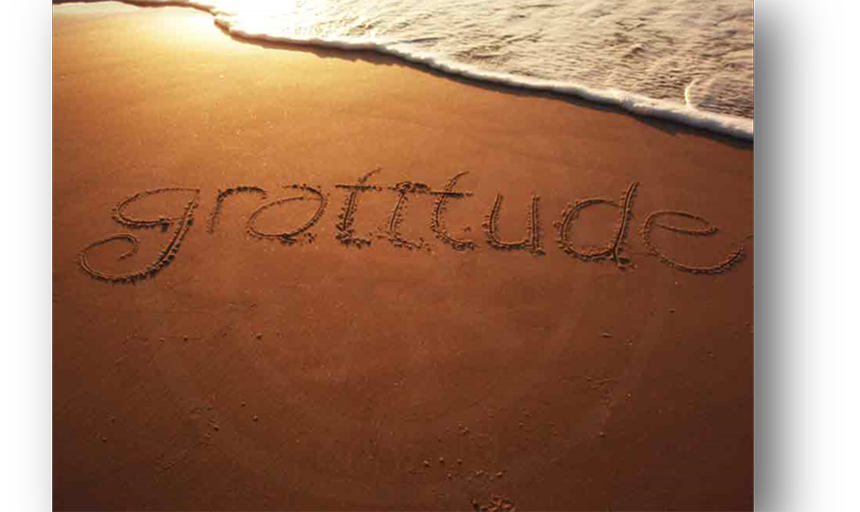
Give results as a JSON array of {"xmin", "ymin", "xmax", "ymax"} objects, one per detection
[{"xmin": 107, "ymin": 0, "xmax": 754, "ymax": 139}]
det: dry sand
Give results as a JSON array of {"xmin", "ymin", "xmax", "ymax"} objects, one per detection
[{"xmin": 53, "ymin": 3, "xmax": 754, "ymax": 510}]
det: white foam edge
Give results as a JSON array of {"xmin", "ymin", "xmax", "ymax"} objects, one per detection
[{"xmin": 96, "ymin": 0, "xmax": 755, "ymax": 141}]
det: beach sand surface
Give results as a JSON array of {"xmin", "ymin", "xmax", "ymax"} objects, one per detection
[{"xmin": 53, "ymin": 3, "xmax": 754, "ymax": 510}]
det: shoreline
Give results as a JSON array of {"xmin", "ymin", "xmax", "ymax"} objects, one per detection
[{"xmin": 53, "ymin": 0, "xmax": 754, "ymax": 141}]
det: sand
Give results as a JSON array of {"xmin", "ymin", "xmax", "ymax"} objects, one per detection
[{"xmin": 53, "ymin": 3, "xmax": 754, "ymax": 510}]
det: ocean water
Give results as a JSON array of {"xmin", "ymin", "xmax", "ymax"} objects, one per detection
[{"xmin": 86, "ymin": 0, "xmax": 755, "ymax": 139}]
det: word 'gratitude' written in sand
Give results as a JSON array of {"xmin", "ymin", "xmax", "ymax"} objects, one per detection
[{"xmin": 78, "ymin": 172, "xmax": 746, "ymax": 283}]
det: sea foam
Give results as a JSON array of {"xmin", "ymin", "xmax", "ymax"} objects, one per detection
[{"xmin": 74, "ymin": 0, "xmax": 755, "ymax": 140}]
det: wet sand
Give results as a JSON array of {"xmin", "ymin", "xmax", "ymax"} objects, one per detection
[{"xmin": 53, "ymin": 2, "xmax": 754, "ymax": 510}]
